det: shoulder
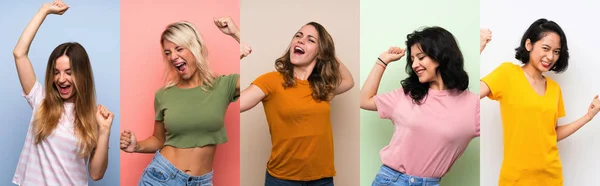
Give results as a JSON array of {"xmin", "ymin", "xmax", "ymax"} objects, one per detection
[
  {"xmin": 258, "ymin": 71, "xmax": 282, "ymax": 79},
  {"xmin": 155, "ymin": 86, "xmax": 173, "ymax": 98},
  {"xmin": 498, "ymin": 62, "xmax": 520, "ymax": 71},
  {"xmin": 545, "ymin": 77, "xmax": 561, "ymax": 91}
]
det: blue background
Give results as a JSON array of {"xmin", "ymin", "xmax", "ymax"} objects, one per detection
[{"xmin": 0, "ymin": 1, "xmax": 120, "ymax": 185}]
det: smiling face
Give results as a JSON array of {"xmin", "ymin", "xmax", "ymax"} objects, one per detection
[
  {"xmin": 289, "ymin": 24, "xmax": 319, "ymax": 67},
  {"xmin": 162, "ymin": 39, "xmax": 198, "ymax": 80},
  {"xmin": 526, "ymin": 32, "xmax": 561, "ymax": 72},
  {"xmin": 53, "ymin": 55, "xmax": 75, "ymax": 101},
  {"xmin": 410, "ymin": 44, "xmax": 440, "ymax": 83}
]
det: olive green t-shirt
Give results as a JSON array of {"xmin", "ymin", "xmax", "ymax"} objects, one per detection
[{"xmin": 154, "ymin": 74, "xmax": 239, "ymax": 148}]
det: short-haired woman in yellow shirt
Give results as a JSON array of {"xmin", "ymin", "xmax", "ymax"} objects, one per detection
[{"xmin": 480, "ymin": 18, "xmax": 600, "ymax": 186}]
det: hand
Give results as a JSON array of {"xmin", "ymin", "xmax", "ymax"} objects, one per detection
[
  {"xmin": 95, "ymin": 104, "xmax": 114, "ymax": 136},
  {"xmin": 240, "ymin": 42, "xmax": 252, "ymax": 59},
  {"xmin": 120, "ymin": 130, "xmax": 137, "ymax": 153},
  {"xmin": 378, "ymin": 47, "xmax": 405, "ymax": 64},
  {"xmin": 586, "ymin": 95, "xmax": 600, "ymax": 121},
  {"xmin": 480, "ymin": 28, "xmax": 492, "ymax": 53},
  {"xmin": 42, "ymin": 0, "xmax": 69, "ymax": 15},
  {"xmin": 213, "ymin": 16, "xmax": 239, "ymax": 36}
]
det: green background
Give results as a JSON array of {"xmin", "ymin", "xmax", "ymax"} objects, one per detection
[{"xmin": 359, "ymin": 0, "xmax": 480, "ymax": 185}]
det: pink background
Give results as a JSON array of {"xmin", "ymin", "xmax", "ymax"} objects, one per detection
[{"xmin": 120, "ymin": 0, "xmax": 240, "ymax": 185}]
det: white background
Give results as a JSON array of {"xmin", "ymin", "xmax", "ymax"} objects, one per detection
[{"xmin": 480, "ymin": 0, "xmax": 600, "ymax": 185}]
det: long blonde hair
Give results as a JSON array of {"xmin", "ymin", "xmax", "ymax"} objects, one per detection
[
  {"xmin": 160, "ymin": 21, "xmax": 215, "ymax": 90},
  {"xmin": 34, "ymin": 42, "xmax": 98, "ymax": 157}
]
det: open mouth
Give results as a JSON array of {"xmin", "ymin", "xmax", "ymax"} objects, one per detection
[
  {"xmin": 541, "ymin": 61, "xmax": 552, "ymax": 69},
  {"xmin": 57, "ymin": 84, "xmax": 71, "ymax": 95},
  {"xmin": 174, "ymin": 61, "xmax": 187, "ymax": 74},
  {"xmin": 293, "ymin": 46, "xmax": 305, "ymax": 55}
]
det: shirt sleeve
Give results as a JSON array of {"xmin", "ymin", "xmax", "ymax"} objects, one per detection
[
  {"xmin": 475, "ymin": 98, "xmax": 481, "ymax": 137},
  {"xmin": 481, "ymin": 62, "xmax": 512, "ymax": 100},
  {"xmin": 373, "ymin": 88, "xmax": 404, "ymax": 119},
  {"xmin": 220, "ymin": 74, "xmax": 240, "ymax": 102},
  {"xmin": 557, "ymin": 85, "xmax": 566, "ymax": 118},
  {"xmin": 154, "ymin": 91, "xmax": 165, "ymax": 121},
  {"xmin": 251, "ymin": 72, "xmax": 278, "ymax": 101},
  {"xmin": 23, "ymin": 81, "xmax": 44, "ymax": 109}
]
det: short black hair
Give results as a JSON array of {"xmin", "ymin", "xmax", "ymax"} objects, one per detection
[
  {"xmin": 401, "ymin": 26, "xmax": 469, "ymax": 104},
  {"xmin": 515, "ymin": 18, "xmax": 569, "ymax": 73}
]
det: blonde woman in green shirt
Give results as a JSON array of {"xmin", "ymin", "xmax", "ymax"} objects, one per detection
[{"xmin": 119, "ymin": 17, "xmax": 249, "ymax": 186}]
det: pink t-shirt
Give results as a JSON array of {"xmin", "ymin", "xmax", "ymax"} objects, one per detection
[
  {"xmin": 12, "ymin": 82, "xmax": 88, "ymax": 186},
  {"xmin": 373, "ymin": 88, "xmax": 479, "ymax": 178}
]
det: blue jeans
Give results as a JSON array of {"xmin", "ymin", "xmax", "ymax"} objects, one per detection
[
  {"xmin": 372, "ymin": 165, "xmax": 440, "ymax": 186},
  {"xmin": 139, "ymin": 151, "xmax": 213, "ymax": 186},
  {"xmin": 265, "ymin": 171, "xmax": 334, "ymax": 186}
]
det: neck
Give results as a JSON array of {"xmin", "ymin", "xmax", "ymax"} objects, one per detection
[
  {"xmin": 63, "ymin": 97, "xmax": 74, "ymax": 103},
  {"xmin": 522, "ymin": 63, "xmax": 544, "ymax": 81},
  {"xmin": 293, "ymin": 61, "xmax": 316, "ymax": 80},
  {"xmin": 178, "ymin": 71, "xmax": 202, "ymax": 88},
  {"xmin": 429, "ymin": 75, "xmax": 446, "ymax": 90}
]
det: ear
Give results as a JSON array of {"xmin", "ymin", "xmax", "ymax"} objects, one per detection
[{"xmin": 525, "ymin": 39, "xmax": 532, "ymax": 52}]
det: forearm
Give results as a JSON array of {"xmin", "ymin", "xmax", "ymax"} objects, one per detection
[
  {"xmin": 88, "ymin": 133, "xmax": 109, "ymax": 181},
  {"xmin": 135, "ymin": 135, "xmax": 164, "ymax": 153},
  {"xmin": 232, "ymin": 32, "xmax": 240, "ymax": 43},
  {"xmin": 339, "ymin": 62, "xmax": 354, "ymax": 86},
  {"xmin": 557, "ymin": 115, "xmax": 592, "ymax": 141},
  {"xmin": 359, "ymin": 61, "xmax": 386, "ymax": 110}
]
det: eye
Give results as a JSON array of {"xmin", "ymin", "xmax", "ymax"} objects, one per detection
[
  {"xmin": 176, "ymin": 48, "xmax": 183, "ymax": 52},
  {"xmin": 542, "ymin": 47, "xmax": 550, "ymax": 51},
  {"xmin": 418, "ymin": 57, "xmax": 425, "ymax": 60},
  {"xmin": 54, "ymin": 70, "xmax": 59, "ymax": 75},
  {"xmin": 164, "ymin": 52, "xmax": 171, "ymax": 56},
  {"xmin": 309, "ymin": 39, "xmax": 315, "ymax": 43},
  {"xmin": 554, "ymin": 50, "xmax": 560, "ymax": 55},
  {"xmin": 295, "ymin": 34, "xmax": 301, "ymax": 38}
]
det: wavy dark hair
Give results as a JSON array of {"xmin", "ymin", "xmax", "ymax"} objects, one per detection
[
  {"xmin": 515, "ymin": 18, "xmax": 569, "ymax": 73},
  {"xmin": 275, "ymin": 22, "xmax": 341, "ymax": 101},
  {"xmin": 401, "ymin": 26, "xmax": 469, "ymax": 104}
]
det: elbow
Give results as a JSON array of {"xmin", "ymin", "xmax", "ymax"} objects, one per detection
[
  {"xmin": 89, "ymin": 169, "xmax": 106, "ymax": 181},
  {"xmin": 90, "ymin": 173, "xmax": 104, "ymax": 181},
  {"xmin": 348, "ymin": 80, "xmax": 355, "ymax": 90},
  {"xmin": 13, "ymin": 50, "xmax": 26, "ymax": 59},
  {"xmin": 359, "ymin": 97, "xmax": 368, "ymax": 110}
]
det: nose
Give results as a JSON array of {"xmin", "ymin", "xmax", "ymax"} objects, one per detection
[
  {"xmin": 170, "ymin": 53, "xmax": 179, "ymax": 61},
  {"xmin": 297, "ymin": 38, "xmax": 305, "ymax": 45},
  {"xmin": 58, "ymin": 73, "xmax": 67, "ymax": 83},
  {"xmin": 545, "ymin": 51, "xmax": 555, "ymax": 62},
  {"xmin": 412, "ymin": 60, "xmax": 420, "ymax": 69}
]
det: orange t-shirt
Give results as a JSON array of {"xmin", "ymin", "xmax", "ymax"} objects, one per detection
[{"xmin": 252, "ymin": 71, "xmax": 335, "ymax": 181}]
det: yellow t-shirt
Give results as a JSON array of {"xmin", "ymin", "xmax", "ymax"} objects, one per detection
[
  {"xmin": 252, "ymin": 71, "xmax": 335, "ymax": 181},
  {"xmin": 482, "ymin": 62, "xmax": 565, "ymax": 186}
]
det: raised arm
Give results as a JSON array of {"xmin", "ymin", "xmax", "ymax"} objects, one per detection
[
  {"xmin": 359, "ymin": 47, "xmax": 405, "ymax": 111},
  {"xmin": 13, "ymin": 1, "xmax": 69, "ymax": 94},
  {"xmin": 333, "ymin": 60, "xmax": 355, "ymax": 95},
  {"xmin": 479, "ymin": 28, "xmax": 492, "ymax": 99},
  {"xmin": 556, "ymin": 95, "xmax": 600, "ymax": 141},
  {"xmin": 88, "ymin": 105, "xmax": 113, "ymax": 181}
]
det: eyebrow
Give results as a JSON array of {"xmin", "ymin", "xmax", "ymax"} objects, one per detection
[
  {"xmin": 411, "ymin": 52, "xmax": 424, "ymax": 58},
  {"xmin": 542, "ymin": 44, "xmax": 561, "ymax": 50},
  {"xmin": 297, "ymin": 31, "xmax": 318, "ymax": 40}
]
